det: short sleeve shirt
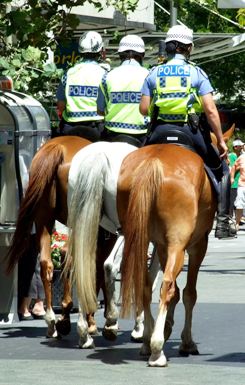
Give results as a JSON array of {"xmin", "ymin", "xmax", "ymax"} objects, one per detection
[
  {"xmin": 141, "ymin": 54, "xmax": 214, "ymax": 98},
  {"xmin": 228, "ymin": 152, "xmax": 239, "ymax": 188}
]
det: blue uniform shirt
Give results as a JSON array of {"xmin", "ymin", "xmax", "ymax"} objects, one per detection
[{"xmin": 141, "ymin": 54, "xmax": 214, "ymax": 98}]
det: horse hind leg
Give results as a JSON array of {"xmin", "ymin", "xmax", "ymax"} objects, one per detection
[
  {"xmin": 102, "ymin": 235, "xmax": 123, "ymax": 341},
  {"xmin": 131, "ymin": 244, "xmax": 161, "ymax": 343},
  {"xmin": 39, "ymin": 228, "xmax": 57, "ymax": 338},
  {"xmin": 140, "ymin": 270, "xmax": 154, "ymax": 356},
  {"xmin": 131, "ymin": 310, "xmax": 144, "ymax": 342},
  {"xmin": 148, "ymin": 246, "xmax": 185, "ymax": 367},
  {"xmin": 164, "ymin": 281, "xmax": 180, "ymax": 341},
  {"xmin": 55, "ymin": 260, "xmax": 73, "ymax": 336},
  {"xmin": 77, "ymin": 307, "xmax": 95, "ymax": 349},
  {"xmin": 149, "ymin": 244, "xmax": 179, "ymax": 342},
  {"xmin": 87, "ymin": 313, "xmax": 98, "ymax": 335},
  {"xmin": 179, "ymin": 236, "xmax": 208, "ymax": 356}
]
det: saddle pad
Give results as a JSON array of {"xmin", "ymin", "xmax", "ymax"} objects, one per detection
[{"xmin": 68, "ymin": 141, "xmax": 137, "ymax": 233}]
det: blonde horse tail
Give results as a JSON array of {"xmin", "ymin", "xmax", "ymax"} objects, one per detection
[
  {"xmin": 121, "ymin": 157, "xmax": 164, "ymax": 318},
  {"xmin": 6, "ymin": 141, "xmax": 64, "ymax": 274},
  {"xmin": 66, "ymin": 152, "xmax": 108, "ymax": 315}
]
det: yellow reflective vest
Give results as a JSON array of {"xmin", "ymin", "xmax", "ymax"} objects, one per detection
[
  {"xmin": 100, "ymin": 62, "xmax": 149, "ymax": 134},
  {"xmin": 155, "ymin": 58, "xmax": 203, "ymax": 122},
  {"xmin": 62, "ymin": 61, "xmax": 105, "ymax": 122}
]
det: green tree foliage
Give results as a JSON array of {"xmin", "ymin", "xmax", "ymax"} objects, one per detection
[{"xmin": 0, "ymin": 0, "xmax": 138, "ymax": 105}]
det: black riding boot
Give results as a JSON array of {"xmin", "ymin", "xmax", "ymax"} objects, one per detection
[{"xmin": 214, "ymin": 170, "xmax": 236, "ymax": 239}]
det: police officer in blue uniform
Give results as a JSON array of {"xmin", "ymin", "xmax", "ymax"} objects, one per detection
[
  {"xmin": 56, "ymin": 31, "xmax": 106, "ymax": 141},
  {"xmin": 139, "ymin": 25, "xmax": 236, "ymax": 239}
]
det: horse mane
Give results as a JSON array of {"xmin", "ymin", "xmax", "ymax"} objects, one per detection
[{"xmin": 6, "ymin": 141, "xmax": 64, "ymax": 274}]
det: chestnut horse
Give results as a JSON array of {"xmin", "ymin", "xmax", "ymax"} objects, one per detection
[
  {"xmin": 65, "ymin": 125, "xmax": 234, "ymax": 361},
  {"xmin": 5, "ymin": 134, "xmax": 144, "ymax": 343},
  {"xmin": 6, "ymin": 136, "xmax": 100, "ymax": 337}
]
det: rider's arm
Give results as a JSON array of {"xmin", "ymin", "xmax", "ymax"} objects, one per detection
[
  {"xmin": 200, "ymin": 93, "xmax": 228, "ymax": 158},
  {"xmin": 139, "ymin": 95, "xmax": 151, "ymax": 115},
  {"xmin": 139, "ymin": 71, "xmax": 156, "ymax": 116},
  {"xmin": 97, "ymin": 85, "xmax": 106, "ymax": 116},
  {"xmin": 57, "ymin": 101, "xmax": 66, "ymax": 116},
  {"xmin": 56, "ymin": 80, "xmax": 66, "ymax": 117}
]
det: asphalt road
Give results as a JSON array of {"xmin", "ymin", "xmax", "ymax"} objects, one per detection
[{"xmin": 0, "ymin": 227, "xmax": 244, "ymax": 385}]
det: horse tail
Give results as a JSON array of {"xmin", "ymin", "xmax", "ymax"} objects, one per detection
[
  {"xmin": 66, "ymin": 152, "xmax": 108, "ymax": 315},
  {"xmin": 121, "ymin": 157, "xmax": 164, "ymax": 318},
  {"xmin": 6, "ymin": 141, "xmax": 64, "ymax": 274}
]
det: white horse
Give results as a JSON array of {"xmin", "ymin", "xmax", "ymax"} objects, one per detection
[
  {"xmin": 66, "ymin": 141, "xmax": 162, "ymax": 349},
  {"xmin": 66, "ymin": 141, "xmax": 136, "ymax": 348}
]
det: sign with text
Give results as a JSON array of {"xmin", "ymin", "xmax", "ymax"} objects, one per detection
[{"xmin": 54, "ymin": 40, "xmax": 80, "ymax": 69}]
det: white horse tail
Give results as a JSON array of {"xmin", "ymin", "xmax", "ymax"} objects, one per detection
[{"xmin": 66, "ymin": 152, "xmax": 109, "ymax": 314}]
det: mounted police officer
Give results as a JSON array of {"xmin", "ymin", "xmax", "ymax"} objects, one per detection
[
  {"xmin": 139, "ymin": 24, "xmax": 236, "ymax": 239},
  {"xmin": 97, "ymin": 35, "xmax": 149, "ymax": 147},
  {"xmin": 56, "ymin": 31, "xmax": 106, "ymax": 141}
]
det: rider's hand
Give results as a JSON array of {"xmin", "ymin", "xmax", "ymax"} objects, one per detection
[{"xmin": 217, "ymin": 140, "xmax": 228, "ymax": 159}]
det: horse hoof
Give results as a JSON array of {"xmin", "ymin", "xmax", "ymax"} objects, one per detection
[
  {"xmin": 79, "ymin": 337, "xmax": 95, "ymax": 349},
  {"xmin": 131, "ymin": 329, "xmax": 143, "ymax": 343},
  {"xmin": 56, "ymin": 318, "xmax": 71, "ymax": 336},
  {"xmin": 148, "ymin": 351, "xmax": 168, "ymax": 367},
  {"xmin": 179, "ymin": 342, "xmax": 199, "ymax": 356},
  {"xmin": 131, "ymin": 335, "xmax": 143, "ymax": 343},
  {"xmin": 46, "ymin": 330, "xmax": 60, "ymax": 339},
  {"xmin": 102, "ymin": 328, "xmax": 118, "ymax": 341}
]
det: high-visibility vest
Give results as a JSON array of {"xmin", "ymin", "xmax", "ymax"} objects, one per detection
[
  {"xmin": 155, "ymin": 58, "xmax": 203, "ymax": 123},
  {"xmin": 101, "ymin": 64, "xmax": 149, "ymax": 134},
  {"xmin": 62, "ymin": 61, "xmax": 105, "ymax": 122}
]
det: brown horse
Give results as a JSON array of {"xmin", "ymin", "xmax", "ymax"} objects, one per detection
[
  {"xmin": 6, "ymin": 135, "xmax": 106, "ymax": 337},
  {"xmin": 65, "ymin": 124, "xmax": 234, "ymax": 360}
]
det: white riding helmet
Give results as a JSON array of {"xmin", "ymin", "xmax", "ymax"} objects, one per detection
[
  {"xmin": 78, "ymin": 31, "xmax": 103, "ymax": 53},
  {"xmin": 165, "ymin": 25, "xmax": 193, "ymax": 45},
  {"xmin": 118, "ymin": 35, "xmax": 145, "ymax": 53}
]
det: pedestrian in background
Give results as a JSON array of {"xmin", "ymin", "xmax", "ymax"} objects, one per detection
[
  {"xmin": 18, "ymin": 236, "xmax": 45, "ymax": 320},
  {"xmin": 228, "ymin": 138, "xmax": 244, "ymax": 217},
  {"xmin": 230, "ymin": 150, "xmax": 245, "ymax": 231}
]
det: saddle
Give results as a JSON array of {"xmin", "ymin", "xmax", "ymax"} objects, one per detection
[
  {"xmin": 109, "ymin": 133, "xmax": 143, "ymax": 148},
  {"xmin": 157, "ymin": 128, "xmax": 195, "ymax": 149},
  {"xmin": 158, "ymin": 128, "xmax": 220, "ymax": 195}
]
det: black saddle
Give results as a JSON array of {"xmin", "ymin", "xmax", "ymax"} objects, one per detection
[
  {"xmin": 110, "ymin": 134, "xmax": 143, "ymax": 148},
  {"xmin": 158, "ymin": 128, "xmax": 195, "ymax": 149},
  {"xmin": 149, "ymin": 126, "xmax": 220, "ymax": 195}
]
